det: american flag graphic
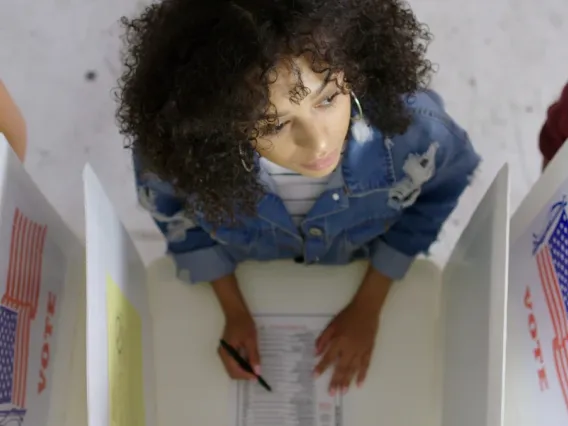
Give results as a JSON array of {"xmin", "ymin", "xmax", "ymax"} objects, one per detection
[
  {"xmin": 536, "ymin": 208, "xmax": 568, "ymax": 410},
  {"xmin": 0, "ymin": 208, "xmax": 46, "ymax": 418}
]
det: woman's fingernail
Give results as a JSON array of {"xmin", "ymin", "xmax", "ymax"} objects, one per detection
[
  {"xmin": 329, "ymin": 388, "xmax": 336, "ymax": 397},
  {"xmin": 254, "ymin": 365, "xmax": 261, "ymax": 375}
]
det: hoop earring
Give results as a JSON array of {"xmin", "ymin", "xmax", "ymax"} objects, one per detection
[
  {"xmin": 350, "ymin": 91, "xmax": 365, "ymax": 121},
  {"xmin": 350, "ymin": 91, "xmax": 372, "ymax": 143},
  {"xmin": 239, "ymin": 143, "xmax": 254, "ymax": 173}
]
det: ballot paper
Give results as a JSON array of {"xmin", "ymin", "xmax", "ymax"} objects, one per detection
[{"xmin": 233, "ymin": 314, "xmax": 343, "ymax": 426}]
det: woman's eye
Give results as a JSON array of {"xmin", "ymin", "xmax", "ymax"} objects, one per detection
[
  {"xmin": 268, "ymin": 121, "xmax": 289, "ymax": 135},
  {"xmin": 321, "ymin": 91, "xmax": 341, "ymax": 106}
]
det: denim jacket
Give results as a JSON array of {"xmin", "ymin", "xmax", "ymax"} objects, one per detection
[{"xmin": 134, "ymin": 91, "xmax": 481, "ymax": 284}]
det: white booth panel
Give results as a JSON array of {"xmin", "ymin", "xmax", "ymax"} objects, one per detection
[
  {"xmin": 0, "ymin": 135, "xmax": 85, "ymax": 426},
  {"xmin": 147, "ymin": 257, "xmax": 443, "ymax": 426},
  {"xmin": 506, "ymin": 141, "xmax": 568, "ymax": 426},
  {"xmin": 441, "ymin": 165, "xmax": 509, "ymax": 426},
  {"xmin": 83, "ymin": 166, "xmax": 157, "ymax": 426}
]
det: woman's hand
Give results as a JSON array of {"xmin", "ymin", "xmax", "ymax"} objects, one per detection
[
  {"xmin": 314, "ymin": 265, "xmax": 392, "ymax": 394},
  {"xmin": 218, "ymin": 310, "xmax": 261, "ymax": 380},
  {"xmin": 211, "ymin": 273, "xmax": 260, "ymax": 380},
  {"xmin": 314, "ymin": 299, "xmax": 380, "ymax": 394}
]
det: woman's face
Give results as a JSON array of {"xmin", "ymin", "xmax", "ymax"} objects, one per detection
[{"xmin": 254, "ymin": 57, "xmax": 352, "ymax": 177}]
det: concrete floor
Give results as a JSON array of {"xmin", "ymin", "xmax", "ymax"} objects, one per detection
[{"xmin": 1, "ymin": 0, "xmax": 567, "ymax": 266}]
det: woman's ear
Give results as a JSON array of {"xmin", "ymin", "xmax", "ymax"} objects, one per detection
[{"xmin": 0, "ymin": 80, "xmax": 27, "ymax": 162}]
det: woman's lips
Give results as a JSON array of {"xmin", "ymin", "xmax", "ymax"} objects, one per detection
[{"xmin": 302, "ymin": 150, "xmax": 340, "ymax": 171}]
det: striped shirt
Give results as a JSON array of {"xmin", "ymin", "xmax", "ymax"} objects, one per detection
[{"xmin": 260, "ymin": 158, "xmax": 330, "ymax": 226}]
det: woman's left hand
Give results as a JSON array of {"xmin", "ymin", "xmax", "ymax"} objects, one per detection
[{"xmin": 314, "ymin": 299, "xmax": 380, "ymax": 395}]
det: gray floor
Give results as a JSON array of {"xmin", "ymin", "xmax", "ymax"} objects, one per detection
[{"xmin": 1, "ymin": 0, "xmax": 567, "ymax": 266}]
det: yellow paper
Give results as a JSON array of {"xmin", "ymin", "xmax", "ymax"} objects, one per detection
[{"xmin": 106, "ymin": 274, "xmax": 146, "ymax": 426}]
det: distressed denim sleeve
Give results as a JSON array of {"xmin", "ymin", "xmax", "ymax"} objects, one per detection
[
  {"xmin": 370, "ymin": 130, "xmax": 481, "ymax": 281},
  {"xmin": 134, "ymin": 158, "xmax": 237, "ymax": 284}
]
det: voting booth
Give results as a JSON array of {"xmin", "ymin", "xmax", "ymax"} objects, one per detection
[
  {"xmin": 2, "ymin": 130, "xmax": 568, "ymax": 426},
  {"xmin": 0, "ymin": 134, "xmax": 85, "ymax": 426},
  {"xmin": 80, "ymin": 162, "xmax": 511, "ymax": 426},
  {"xmin": 505, "ymin": 141, "xmax": 568, "ymax": 426}
]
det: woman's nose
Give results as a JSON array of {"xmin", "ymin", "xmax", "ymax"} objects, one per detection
[{"xmin": 295, "ymin": 121, "xmax": 329, "ymax": 155}]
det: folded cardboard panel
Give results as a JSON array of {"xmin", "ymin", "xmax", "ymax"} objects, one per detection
[
  {"xmin": 441, "ymin": 165, "xmax": 509, "ymax": 426},
  {"xmin": 506, "ymin": 140, "xmax": 568, "ymax": 426},
  {"xmin": 82, "ymin": 163, "xmax": 510, "ymax": 426},
  {"xmin": 0, "ymin": 135, "xmax": 85, "ymax": 426},
  {"xmin": 83, "ymin": 165, "xmax": 157, "ymax": 426}
]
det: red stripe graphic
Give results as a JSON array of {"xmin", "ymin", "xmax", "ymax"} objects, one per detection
[
  {"xmin": 1, "ymin": 209, "xmax": 47, "ymax": 408},
  {"xmin": 537, "ymin": 246, "xmax": 568, "ymax": 411},
  {"xmin": 554, "ymin": 339, "xmax": 568, "ymax": 412},
  {"xmin": 537, "ymin": 249, "xmax": 568, "ymax": 337}
]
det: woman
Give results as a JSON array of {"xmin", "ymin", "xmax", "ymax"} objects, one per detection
[
  {"xmin": 540, "ymin": 82, "xmax": 568, "ymax": 169},
  {"xmin": 0, "ymin": 80, "xmax": 27, "ymax": 162},
  {"xmin": 117, "ymin": 0, "xmax": 480, "ymax": 394}
]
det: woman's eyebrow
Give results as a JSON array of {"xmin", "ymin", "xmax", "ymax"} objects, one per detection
[
  {"xmin": 313, "ymin": 71, "xmax": 332, "ymax": 97},
  {"xmin": 261, "ymin": 71, "xmax": 333, "ymax": 120},
  {"xmin": 262, "ymin": 110, "xmax": 290, "ymax": 120}
]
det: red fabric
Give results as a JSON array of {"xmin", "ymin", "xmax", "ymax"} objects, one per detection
[{"xmin": 540, "ymin": 83, "xmax": 568, "ymax": 164}]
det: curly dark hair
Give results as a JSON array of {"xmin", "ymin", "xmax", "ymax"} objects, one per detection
[{"xmin": 116, "ymin": 0, "xmax": 433, "ymax": 224}]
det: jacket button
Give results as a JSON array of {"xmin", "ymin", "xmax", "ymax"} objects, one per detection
[{"xmin": 308, "ymin": 227, "xmax": 323, "ymax": 237}]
